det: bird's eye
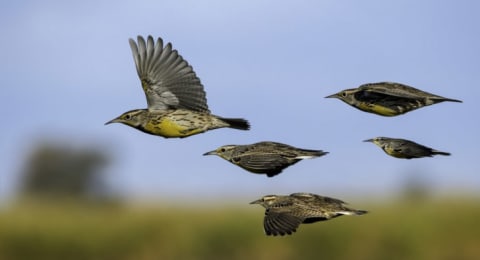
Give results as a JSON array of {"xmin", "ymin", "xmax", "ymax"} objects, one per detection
[
  {"xmin": 220, "ymin": 148, "xmax": 226, "ymax": 152},
  {"xmin": 341, "ymin": 92, "xmax": 347, "ymax": 97},
  {"xmin": 124, "ymin": 114, "xmax": 131, "ymax": 120}
]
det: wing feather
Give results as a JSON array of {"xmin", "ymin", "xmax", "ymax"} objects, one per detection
[
  {"xmin": 236, "ymin": 154, "xmax": 295, "ymax": 174},
  {"xmin": 264, "ymin": 209, "xmax": 302, "ymax": 236},
  {"xmin": 359, "ymin": 82, "xmax": 437, "ymax": 100},
  {"xmin": 129, "ymin": 36, "xmax": 209, "ymax": 112}
]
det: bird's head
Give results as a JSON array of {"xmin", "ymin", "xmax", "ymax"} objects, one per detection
[
  {"xmin": 105, "ymin": 109, "xmax": 147, "ymax": 128},
  {"xmin": 325, "ymin": 88, "xmax": 358, "ymax": 105},
  {"xmin": 203, "ymin": 145, "xmax": 237, "ymax": 160},
  {"xmin": 250, "ymin": 195, "xmax": 279, "ymax": 207},
  {"xmin": 363, "ymin": 137, "xmax": 388, "ymax": 147}
]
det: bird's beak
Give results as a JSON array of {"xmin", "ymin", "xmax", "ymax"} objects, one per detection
[
  {"xmin": 363, "ymin": 138, "xmax": 374, "ymax": 143},
  {"xmin": 203, "ymin": 150, "xmax": 217, "ymax": 156},
  {"xmin": 249, "ymin": 199, "xmax": 262, "ymax": 205},
  {"xmin": 105, "ymin": 118, "xmax": 119, "ymax": 125},
  {"xmin": 325, "ymin": 93, "xmax": 338, "ymax": 98}
]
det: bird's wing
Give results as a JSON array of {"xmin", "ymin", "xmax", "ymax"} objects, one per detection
[
  {"xmin": 395, "ymin": 140, "xmax": 433, "ymax": 156},
  {"xmin": 388, "ymin": 139, "xmax": 419, "ymax": 151},
  {"xmin": 129, "ymin": 36, "xmax": 209, "ymax": 112},
  {"xmin": 359, "ymin": 82, "xmax": 435, "ymax": 100},
  {"xmin": 288, "ymin": 194, "xmax": 357, "ymax": 220},
  {"xmin": 264, "ymin": 208, "xmax": 303, "ymax": 236},
  {"xmin": 392, "ymin": 140, "xmax": 410, "ymax": 153},
  {"xmin": 236, "ymin": 154, "xmax": 295, "ymax": 175},
  {"xmin": 247, "ymin": 142, "xmax": 302, "ymax": 158}
]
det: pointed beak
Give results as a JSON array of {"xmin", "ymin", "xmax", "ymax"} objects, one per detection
[
  {"xmin": 325, "ymin": 93, "xmax": 338, "ymax": 98},
  {"xmin": 363, "ymin": 138, "xmax": 374, "ymax": 143},
  {"xmin": 203, "ymin": 150, "xmax": 217, "ymax": 156},
  {"xmin": 105, "ymin": 118, "xmax": 119, "ymax": 125},
  {"xmin": 249, "ymin": 199, "xmax": 262, "ymax": 205}
]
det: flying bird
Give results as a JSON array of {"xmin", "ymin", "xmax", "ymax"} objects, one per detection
[
  {"xmin": 203, "ymin": 141, "xmax": 328, "ymax": 177},
  {"xmin": 250, "ymin": 193, "xmax": 367, "ymax": 236},
  {"xmin": 106, "ymin": 36, "xmax": 250, "ymax": 138},
  {"xmin": 326, "ymin": 82, "xmax": 462, "ymax": 116},
  {"xmin": 364, "ymin": 137, "xmax": 451, "ymax": 159}
]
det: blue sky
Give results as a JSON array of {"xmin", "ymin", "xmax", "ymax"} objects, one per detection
[{"xmin": 1, "ymin": 0, "xmax": 479, "ymax": 204}]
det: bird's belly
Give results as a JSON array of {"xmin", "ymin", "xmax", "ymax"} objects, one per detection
[
  {"xmin": 357, "ymin": 103, "xmax": 398, "ymax": 116},
  {"xmin": 145, "ymin": 111, "xmax": 209, "ymax": 138},
  {"xmin": 383, "ymin": 147, "xmax": 409, "ymax": 158}
]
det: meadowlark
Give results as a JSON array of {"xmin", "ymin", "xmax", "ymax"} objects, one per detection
[
  {"xmin": 250, "ymin": 193, "xmax": 367, "ymax": 236},
  {"xmin": 364, "ymin": 137, "xmax": 451, "ymax": 159},
  {"xmin": 325, "ymin": 82, "xmax": 462, "ymax": 116},
  {"xmin": 105, "ymin": 36, "xmax": 250, "ymax": 138},
  {"xmin": 203, "ymin": 141, "xmax": 328, "ymax": 177}
]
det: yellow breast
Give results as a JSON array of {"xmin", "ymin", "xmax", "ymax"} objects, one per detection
[
  {"xmin": 357, "ymin": 103, "xmax": 398, "ymax": 116},
  {"xmin": 383, "ymin": 147, "xmax": 408, "ymax": 158},
  {"xmin": 142, "ymin": 110, "xmax": 210, "ymax": 138},
  {"xmin": 145, "ymin": 118, "xmax": 202, "ymax": 138}
]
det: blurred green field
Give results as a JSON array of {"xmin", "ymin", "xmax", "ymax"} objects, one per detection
[{"xmin": 0, "ymin": 198, "xmax": 479, "ymax": 260}]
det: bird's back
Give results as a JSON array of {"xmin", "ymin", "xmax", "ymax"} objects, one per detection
[
  {"xmin": 248, "ymin": 142, "xmax": 326, "ymax": 158},
  {"xmin": 359, "ymin": 82, "xmax": 462, "ymax": 103},
  {"xmin": 288, "ymin": 193, "xmax": 352, "ymax": 220},
  {"xmin": 389, "ymin": 139, "xmax": 450, "ymax": 158}
]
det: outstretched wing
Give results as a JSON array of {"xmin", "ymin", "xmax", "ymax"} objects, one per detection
[
  {"xmin": 263, "ymin": 209, "xmax": 303, "ymax": 236},
  {"xmin": 129, "ymin": 36, "xmax": 209, "ymax": 112}
]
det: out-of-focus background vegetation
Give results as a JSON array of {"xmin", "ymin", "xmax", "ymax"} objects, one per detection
[{"xmin": 0, "ymin": 141, "xmax": 479, "ymax": 260}]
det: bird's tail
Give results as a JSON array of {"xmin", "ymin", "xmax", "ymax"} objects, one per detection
[
  {"xmin": 296, "ymin": 149, "xmax": 329, "ymax": 159},
  {"xmin": 446, "ymin": 98, "xmax": 462, "ymax": 103},
  {"xmin": 219, "ymin": 117, "xmax": 251, "ymax": 130},
  {"xmin": 433, "ymin": 97, "xmax": 462, "ymax": 103},
  {"xmin": 339, "ymin": 209, "xmax": 368, "ymax": 216},
  {"xmin": 354, "ymin": 210, "xmax": 368, "ymax": 215},
  {"xmin": 431, "ymin": 149, "xmax": 451, "ymax": 156}
]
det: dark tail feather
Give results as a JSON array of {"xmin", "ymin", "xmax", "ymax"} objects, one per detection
[
  {"xmin": 443, "ymin": 98, "xmax": 462, "ymax": 103},
  {"xmin": 431, "ymin": 149, "xmax": 451, "ymax": 156},
  {"xmin": 434, "ymin": 97, "xmax": 462, "ymax": 103},
  {"xmin": 220, "ymin": 117, "xmax": 250, "ymax": 130},
  {"xmin": 299, "ymin": 148, "xmax": 329, "ymax": 157},
  {"xmin": 355, "ymin": 210, "xmax": 368, "ymax": 215}
]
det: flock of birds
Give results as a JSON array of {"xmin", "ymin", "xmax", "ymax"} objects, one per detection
[{"xmin": 106, "ymin": 36, "xmax": 462, "ymax": 236}]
